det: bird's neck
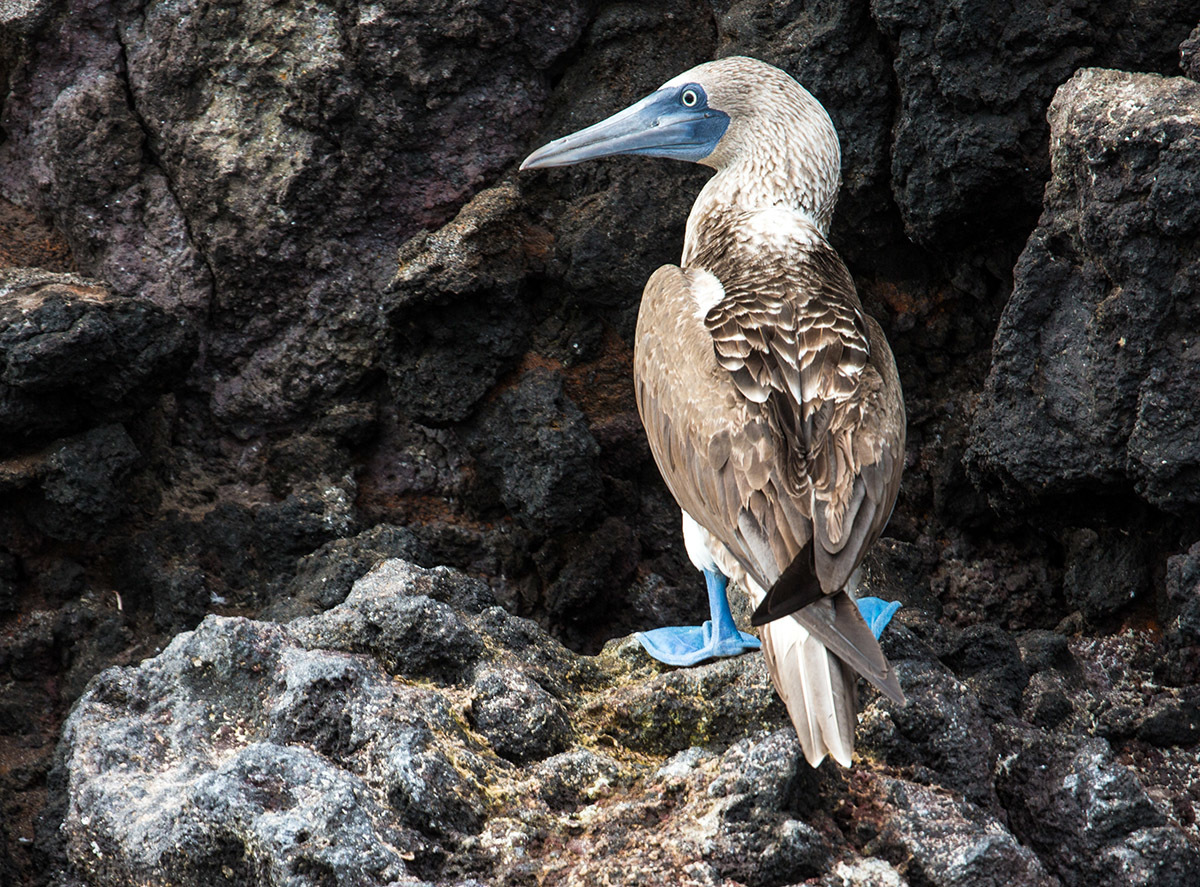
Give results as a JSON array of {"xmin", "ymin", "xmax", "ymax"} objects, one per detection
[{"xmin": 682, "ymin": 148, "xmax": 840, "ymax": 267}]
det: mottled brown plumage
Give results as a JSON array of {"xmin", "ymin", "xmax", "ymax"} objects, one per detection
[{"xmin": 524, "ymin": 56, "xmax": 905, "ymax": 765}]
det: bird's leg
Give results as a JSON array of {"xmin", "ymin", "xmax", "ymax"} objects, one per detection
[{"xmin": 636, "ymin": 568, "xmax": 762, "ymax": 667}]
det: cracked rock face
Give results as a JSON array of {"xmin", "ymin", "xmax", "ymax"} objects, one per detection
[
  {"xmin": 970, "ymin": 69, "xmax": 1200, "ymax": 514},
  {"xmin": 2, "ymin": 3, "xmax": 1200, "ymax": 887},
  {"xmin": 55, "ymin": 558, "xmax": 1200, "ymax": 887}
]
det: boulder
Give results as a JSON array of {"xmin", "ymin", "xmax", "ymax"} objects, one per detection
[{"xmin": 970, "ymin": 69, "xmax": 1200, "ymax": 513}]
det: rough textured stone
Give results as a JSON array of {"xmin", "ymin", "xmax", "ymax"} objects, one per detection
[
  {"xmin": 1160, "ymin": 541, "xmax": 1200, "ymax": 686},
  {"xmin": 970, "ymin": 69, "xmax": 1200, "ymax": 513},
  {"xmin": 1182, "ymin": 24, "xmax": 1200, "ymax": 80},
  {"xmin": 465, "ymin": 367, "xmax": 603, "ymax": 535},
  {"xmin": 25, "ymin": 423, "xmax": 141, "ymax": 541},
  {"xmin": 857, "ymin": 660, "xmax": 998, "ymax": 810},
  {"xmin": 871, "ymin": 1, "xmax": 1196, "ymax": 253},
  {"xmin": 996, "ymin": 729, "xmax": 1200, "ymax": 887},
  {"xmin": 0, "ymin": 269, "xmax": 195, "ymax": 454},
  {"xmin": 0, "ymin": 0, "xmax": 589, "ymax": 430},
  {"xmin": 865, "ymin": 775, "xmax": 1056, "ymax": 887},
  {"xmin": 1062, "ymin": 526, "xmax": 1151, "ymax": 625}
]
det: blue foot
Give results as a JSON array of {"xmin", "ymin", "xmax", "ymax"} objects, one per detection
[
  {"xmin": 636, "ymin": 569, "xmax": 761, "ymax": 666},
  {"xmin": 856, "ymin": 596, "xmax": 902, "ymax": 639}
]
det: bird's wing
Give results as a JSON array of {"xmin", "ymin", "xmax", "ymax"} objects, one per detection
[
  {"xmin": 634, "ymin": 245, "xmax": 903, "ymax": 705},
  {"xmin": 704, "ymin": 242, "xmax": 904, "ymax": 616}
]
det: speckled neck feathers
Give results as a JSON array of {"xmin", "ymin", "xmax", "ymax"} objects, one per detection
[{"xmin": 679, "ymin": 58, "xmax": 841, "ymax": 267}]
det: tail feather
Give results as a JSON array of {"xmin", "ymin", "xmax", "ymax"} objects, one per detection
[{"xmin": 760, "ymin": 607, "xmax": 858, "ymax": 766}]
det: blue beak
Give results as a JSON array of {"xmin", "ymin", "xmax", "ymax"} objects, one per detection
[{"xmin": 520, "ymin": 86, "xmax": 731, "ymax": 170}]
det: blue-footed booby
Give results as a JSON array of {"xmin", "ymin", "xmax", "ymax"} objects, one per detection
[{"xmin": 521, "ymin": 57, "xmax": 905, "ymax": 766}]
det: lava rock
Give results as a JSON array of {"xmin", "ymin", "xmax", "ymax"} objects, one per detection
[
  {"xmin": 1160, "ymin": 541, "xmax": 1200, "ymax": 686},
  {"xmin": 857, "ymin": 660, "xmax": 997, "ymax": 810},
  {"xmin": 866, "ymin": 775, "xmax": 1056, "ymax": 887},
  {"xmin": 970, "ymin": 69, "xmax": 1200, "ymax": 513},
  {"xmin": 0, "ymin": 270, "xmax": 195, "ymax": 454},
  {"xmin": 266, "ymin": 523, "xmax": 432, "ymax": 620},
  {"xmin": 995, "ymin": 728, "xmax": 1200, "ymax": 886},
  {"xmin": 385, "ymin": 183, "xmax": 539, "ymax": 425},
  {"xmin": 60, "ymin": 618, "xmax": 440, "ymax": 887},
  {"xmin": 469, "ymin": 667, "xmax": 571, "ymax": 764},
  {"xmin": 590, "ymin": 638, "xmax": 786, "ymax": 755},
  {"xmin": 118, "ymin": 480, "xmax": 358, "ymax": 632},
  {"xmin": 465, "ymin": 367, "xmax": 603, "ymax": 535},
  {"xmin": 871, "ymin": 1, "xmax": 1196, "ymax": 253},
  {"xmin": 292, "ymin": 566, "xmax": 488, "ymax": 684},
  {"xmin": 0, "ymin": 0, "xmax": 588, "ymax": 430},
  {"xmin": 26, "ymin": 424, "xmax": 141, "ymax": 542},
  {"xmin": 1182, "ymin": 24, "xmax": 1200, "ymax": 80},
  {"xmin": 1062, "ymin": 527, "xmax": 1151, "ymax": 625},
  {"xmin": 940, "ymin": 623, "xmax": 1029, "ymax": 718}
]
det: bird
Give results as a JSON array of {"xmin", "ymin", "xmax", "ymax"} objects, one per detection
[{"xmin": 521, "ymin": 56, "xmax": 905, "ymax": 766}]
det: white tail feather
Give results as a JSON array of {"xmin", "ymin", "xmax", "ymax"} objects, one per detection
[{"xmin": 757, "ymin": 592, "xmax": 857, "ymax": 766}]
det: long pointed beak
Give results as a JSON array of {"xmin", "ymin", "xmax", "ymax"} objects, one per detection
[{"xmin": 520, "ymin": 88, "xmax": 730, "ymax": 170}]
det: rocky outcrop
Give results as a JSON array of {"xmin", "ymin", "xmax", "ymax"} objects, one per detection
[
  {"xmin": 970, "ymin": 69, "xmax": 1200, "ymax": 514},
  {"xmin": 2, "ymin": 3, "xmax": 1200, "ymax": 886},
  {"xmin": 56, "ymin": 559, "xmax": 1200, "ymax": 887},
  {"xmin": 0, "ymin": 269, "xmax": 194, "ymax": 454},
  {"xmin": 871, "ymin": 0, "xmax": 1197, "ymax": 254}
]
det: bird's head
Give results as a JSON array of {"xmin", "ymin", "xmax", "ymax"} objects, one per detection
[{"xmin": 520, "ymin": 56, "xmax": 839, "ymax": 177}]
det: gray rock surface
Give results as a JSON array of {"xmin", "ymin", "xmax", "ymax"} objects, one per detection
[
  {"xmin": 2, "ymin": 3, "xmax": 1200, "ymax": 886},
  {"xmin": 51, "ymin": 558, "xmax": 1200, "ymax": 887},
  {"xmin": 970, "ymin": 69, "xmax": 1200, "ymax": 514}
]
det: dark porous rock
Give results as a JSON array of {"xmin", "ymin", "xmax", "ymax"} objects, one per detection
[
  {"xmin": 996, "ymin": 728, "xmax": 1200, "ymax": 886},
  {"xmin": 1182, "ymin": 24, "xmax": 1200, "ymax": 80},
  {"xmin": 864, "ymin": 775, "xmax": 1056, "ymax": 887},
  {"xmin": 819, "ymin": 858, "xmax": 910, "ymax": 887},
  {"xmin": 0, "ymin": 550, "xmax": 18, "ymax": 614},
  {"xmin": 1062, "ymin": 526, "xmax": 1151, "ymax": 625},
  {"xmin": 0, "ymin": 0, "xmax": 57, "ymax": 34},
  {"xmin": 118, "ymin": 479, "xmax": 358, "ymax": 632},
  {"xmin": 928, "ymin": 547, "xmax": 1057, "ymax": 630},
  {"xmin": 50, "ymin": 559, "xmax": 854, "ymax": 886},
  {"xmin": 871, "ymin": 1, "xmax": 1196, "ymax": 253},
  {"xmin": 857, "ymin": 660, "xmax": 997, "ymax": 810},
  {"xmin": 1017, "ymin": 628, "xmax": 1083, "ymax": 676},
  {"xmin": 970, "ymin": 69, "xmax": 1200, "ymax": 514},
  {"xmin": 941, "ymin": 623, "xmax": 1029, "ymax": 719},
  {"xmin": 1021, "ymin": 670, "xmax": 1078, "ymax": 731},
  {"xmin": 469, "ymin": 667, "xmax": 571, "ymax": 764},
  {"xmin": 265, "ymin": 523, "xmax": 432, "ymax": 621},
  {"xmin": 26, "ymin": 424, "xmax": 141, "ymax": 542},
  {"xmin": 1071, "ymin": 632, "xmax": 1200, "ymax": 749},
  {"xmin": 528, "ymin": 747, "xmax": 627, "ymax": 810},
  {"xmin": 465, "ymin": 367, "xmax": 603, "ymax": 535},
  {"xmin": 534, "ymin": 516, "xmax": 639, "ymax": 646},
  {"xmin": 386, "ymin": 183, "xmax": 540, "ymax": 425},
  {"xmin": 0, "ymin": 270, "xmax": 195, "ymax": 454},
  {"xmin": 2, "ymin": 0, "xmax": 588, "ymax": 431},
  {"xmin": 1160, "ymin": 541, "xmax": 1200, "ymax": 686}
]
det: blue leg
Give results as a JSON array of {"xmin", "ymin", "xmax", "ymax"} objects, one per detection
[
  {"xmin": 636, "ymin": 569, "xmax": 762, "ymax": 666},
  {"xmin": 855, "ymin": 596, "xmax": 902, "ymax": 639}
]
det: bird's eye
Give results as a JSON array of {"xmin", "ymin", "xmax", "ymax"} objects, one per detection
[{"xmin": 681, "ymin": 88, "xmax": 700, "ymax": 107}]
